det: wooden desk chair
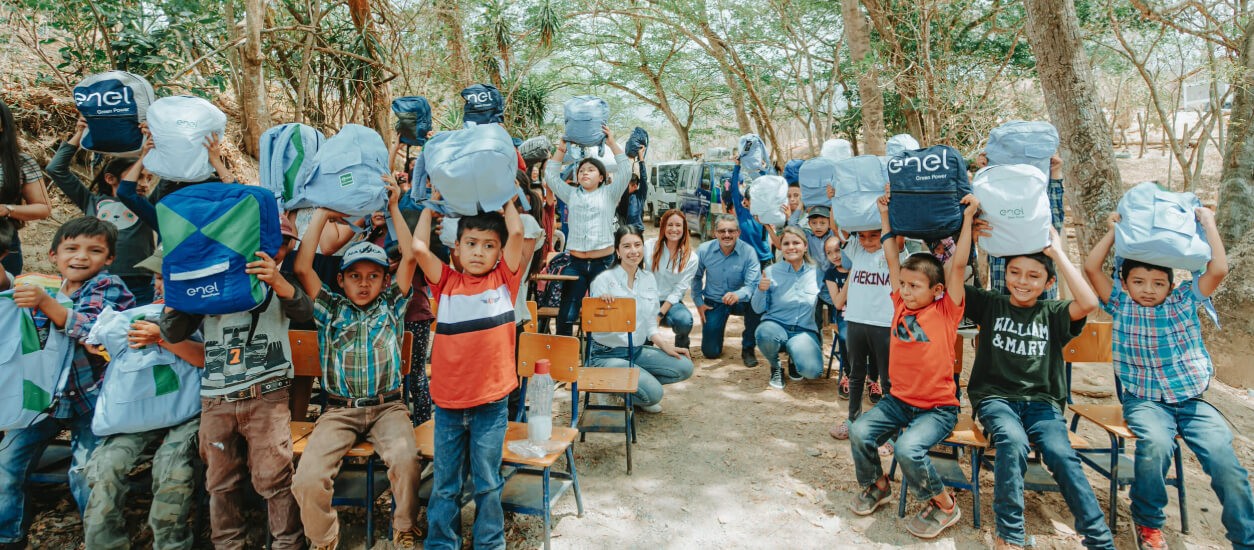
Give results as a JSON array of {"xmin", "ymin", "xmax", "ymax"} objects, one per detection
[
  {"xmin": 1066, "ymin": 321, "xmax": 1188, "ymax": 534},
  {"xmin": 578, "ymin": 297, "xmax": 641, "ymax": 474},
  {"xmin": 524, "ymin": 300, "xmax": 539, "ymax": 334},
  {"xmin": 287, "ymin": 329, "xmax": 414, "ymax": 547}
]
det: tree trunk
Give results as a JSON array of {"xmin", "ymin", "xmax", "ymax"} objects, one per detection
[
  {"xmin": 842, "ymin": 0, "xmax": 885, "ymax": 155},
  {"xmin": 438, "ymin": 1, "xmax": 475, "ymax": 88},
  {"xmin": 1023, "ymin": 0, "xmax": 1123, "ymax": 253},
  {"xmin": 235, "ymin": 0, "xmax": 270, "ymax": 158},
  {"xmin": 1217, "ymin": 17, "xmax": 1254, "ymax": 246}
]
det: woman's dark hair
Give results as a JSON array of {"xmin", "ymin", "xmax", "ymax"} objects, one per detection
[
  {"xmin": 92, "ymin": 158, "xmax": 138, "ymax": 196},
  {"xmin": 514, "ymin": 169, "xmax": 547, "ymax": 278},
  {"xmin": 576, "ymin": 157, "xmax": 607, "ymax": 187},
  {"xmin": 0, "ymin": 100, "xmax": 23, "ymax": 204},
  {"xmin": 525, "ymin": 159, "xmax": 547, "ymax": 186},
  {"xmin": 610, "ymin": 226, "xmax": 645, "ymax": 268}
]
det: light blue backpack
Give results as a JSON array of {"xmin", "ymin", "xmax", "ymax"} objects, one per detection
[
  {"xmin": 1115, "ymin": 182, "xmax": 1211, "ymax": 272},
  {"xmin": 986, "ymin": 121, "xmax": 1059, "ymax": 180},
  {"xmin": 259, "ymin": 123, "xmax": 325, "ymax": 205},
  {"xmin": 87, "ymin": 305, "xmax": 201, "ymax": 436},
  {"xmin": 738, "ymin": 134, "xmax": 773, "ymax": 180},
  {"xmin": 562, "ymin": 96, "xmax": 610, "ymax": 153},
  {"xmin": 413, "ymin": 124, "xmax": 519, "ymax": 217},
  {"xmin": 286, "ymin": 124, "xmax": 389, "ymax": 216},
  {"xmin": 798, "ymin": 157, "xmax": 836, "ymax": 208},
  {"xmin": 832, "ymin": 155, "xmax": 888, "ymax": 231},
  {"xmin": 0, "ymin": 291, "xmax": 73, "ymax": 432}
]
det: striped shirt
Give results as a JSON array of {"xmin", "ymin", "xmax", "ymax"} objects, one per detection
[
  {"xmin": 1103, "ymin": 279, "xmax": 1212, "ymax": 403},
  {"xmin": 313, "ymin": 284, "xmax": 412, "ymax": 399},
  {"xmin": 429, "ymin": 261, "xmax": 521, "ymax": 409},
  {"xmin": 0, "ymin": 153, "xmax": 45, "ymax": 203},
  {"xmin": 545, "ymin": 153, "xmax": 632, "ymax": 252}
]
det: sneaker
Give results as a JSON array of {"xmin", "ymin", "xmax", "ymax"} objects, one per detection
[
  {"xmin": 637, "ymin": 402, "xmax": 663, "ymax": 413},
  {"xmin": 675, "ymin": 334, "xmax": 690, "ymax": 350},
  {"xmin": 742, "ymin": 347, "xmax": 759, "ymax": 368},
  {"xmin": 769, "ymin": 366, "xmax": 785, "ymax": 389},
  {"xmin": 868, "ymin": 381, "xmax": 883, "ymax": 403},
  {"xmin": 393, "ymin": 529, "xmax": 420, "ymax": 550},
  {"xmin": 993, "ymin": 537, "xmax": 1025, "ymax": 550},
  {"xmin": 787, "ymin": 358, "xmax": 802, "ymax": 381},
  {"xmin": 829, "ymin": 421, "xmax": 850, "ymax": 440},
  {"xmin": 905, "ymin": 498, "xmax": 961, "ymax": 539},
  {"xmin": 1135, "ymin": 525, "xmax": 1167, "ymax": 550},
  {"xmin": 312, "ymin": 536, "xmax": 340, "ymax": 550},
  {"xmin": 849, "ymin": 480, "xmax": 893, "ymax": 516},
  {"xmin": 838, "ymin": 377, "xmax": 850, "ymax": 399}
]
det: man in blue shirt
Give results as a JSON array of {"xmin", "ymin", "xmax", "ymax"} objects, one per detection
[{"xmin": 693, "ymin": 214, "xmax": 763, "ymax": 367}]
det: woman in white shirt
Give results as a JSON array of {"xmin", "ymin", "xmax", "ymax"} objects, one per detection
[
  {"xmin": 545, "ymin": 125, "xmax": 632, "ymax": 336},
  {"xmin": 643, "ymin": 209, "xmax": 699, "ymax": 350},
  {"xmin": 589, "ymin": 227, "xmax": 694, "ymax": 413}
]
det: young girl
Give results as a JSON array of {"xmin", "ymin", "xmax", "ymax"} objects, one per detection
[
  {"xmin": 0, "ymin": 99, "xmax": 53, "ymax": 274},
  {"xmin": 545, "ymin": 125, "xmax": 631, "ymax": 336},
  {"xmin": 46, "ymin": 117, "xmax": 157, "ymax": 303},
  {"xmin": 589, "ymin": 227, "xmax": 694, "ymax": 413},
  {"xmin": 644, "ymin": 209, "xmax": 699, "ymax": 350},
  {"xmin": 752, "ymin": 226, "xmax": 823, "ymax": 389}
]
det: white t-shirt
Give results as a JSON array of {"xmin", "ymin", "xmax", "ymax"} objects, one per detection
[
  {"xmin": 514, "ymin": 214, "xmax": 545, "ymax": 323},
  {"xmin": 841, "ymin": 241, "xmax": 903, "ymax": 327}
]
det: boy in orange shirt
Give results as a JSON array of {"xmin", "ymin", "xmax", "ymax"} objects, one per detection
[
  {"xmin": 412, "ymin": 191, "xmax": 524, "ymax": 550},
  {"xmin": 847, "ymin": 190, "xmax": 978, "ymax": 539}
]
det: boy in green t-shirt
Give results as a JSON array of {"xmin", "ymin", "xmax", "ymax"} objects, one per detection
[{"xmin": 965, "ymin": 226, "xmax": 1113, "ymax": 550}]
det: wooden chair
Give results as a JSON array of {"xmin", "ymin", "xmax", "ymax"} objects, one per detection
[
  {"xmin": 287, "ymin": 330, "xmax": 414, "ymax": 547},
  {"xmin": 895, "ymin": 413, "xmax": 990, "ymax": 528},
  {"xmin": 1066, "ymin": 321, "xmax": 1189, "ymax": 534},
  {"xmin": 524, "ymin": 300, "xmax": 539, "ymax": 334},
  {"xmin": 578, "ymin": 297, "xmax": 641, "ymax": 474}
]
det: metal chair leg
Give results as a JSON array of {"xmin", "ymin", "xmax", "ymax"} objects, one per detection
[
  {"xmin": 365, "ymin": 458, "xmax": 375, "ymax": 548},
  {"xmin": 1174, "ymin": 444, "xmax": 1188, "ymax": 534},
  {"xmin": 542, "ymin": 468, "xmax": 553, "ymax": 550},
  {"xmin": 972, "ymin": 449, "xmax": 983, "ymax": 528},
  {"xmin": 567, "ymin": 446, "xmax": 584, "ymax": 517}
]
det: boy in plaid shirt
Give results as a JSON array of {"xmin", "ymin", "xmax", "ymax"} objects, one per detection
[
  {"xmin": 291, "ymin": 179, "xmax": 422, "ymax": 550},
  {"xmin": 1084, "ymin": 209, "xmax": 1252, "ymax": 550}
]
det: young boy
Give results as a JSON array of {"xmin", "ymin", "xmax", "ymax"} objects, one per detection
[
  {"xmin": 785, "ymin": 182, "xmax": 804, "ymax": 228},
  {"xmin": 291, "ymin": 181, "xmax": 423, "ymax": 550},
  {"xmin": 804, "ymin": 206, "xmax": 835, "ymax": 356},
  {"xmin": 822, "ymin": 236, "xmax": 851, "ymax": 400},
  {"xmin": 966, "ymin": 225, "xmax": 1114, "ymax": 550},
  {"xmin": 160, "ymin": 213, "xmax": 311, "ymax": 549},
  {"xmin": 0, "ymin": 217, "xmax": 135, "ymax": 548},
  {"xmin": 847, "ymin": 191, "xmax": 976, "ymax": 539},
  {"xmin": 413, "ymin": 191, "xmax": 525, "ymax": 550},
  {"xmin": 1084, "ymin": 210, "xmax": 1252, "ymax": 549},
  {"xmin": 83, "ymin": 246, "xmax": 204, "ymax": 550}
]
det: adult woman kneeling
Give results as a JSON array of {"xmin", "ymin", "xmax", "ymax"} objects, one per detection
[
  {"xmin": 752, "ymin": 226, "xmax": 824, "ymax": 390},
  {"xmin": 588, "ymin": 227, "xmax": 695, "ymax": 413}
]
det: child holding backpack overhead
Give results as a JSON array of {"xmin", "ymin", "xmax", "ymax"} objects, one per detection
[
  {"xmin": 847, "ymin": 190, "xmax": 976, "ymax": 539},
  {"xmin": 544, "ymin": 125, "xmax": 631, "ymax": 336},
  {"xmin": 965, "ymin": 224, "xmax": 1114, "ymax": 550},
  {"xmin": 158, "ymin": 211, "xmax": 311, "ymax": 549},
  {"xmin": 46, "ymin": 117, "xmax": 157, "ymax": 304},
  {"xmin": 115, "ymin": 132, "xmax": 237, "ymax": 231},
  {"xmin": 1083, "ymin": 211, "xmax": 1253, "ymax": 549},
  {"xmin": 0, "ymin": 217, "xmax": 135, "ymax": 547},
  {"xmin": 291, "ymin": 178, "xmax": 423, "ymax": 550}
]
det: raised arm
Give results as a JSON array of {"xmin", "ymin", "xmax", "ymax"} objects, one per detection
[
  {"xmin": 46, "ymin": 120, "xmax": 94, "ymax": 211},
  {"xmin": 205, "ymin": 134, "xmax": 236, "ymax": 184},
  {"xmin": 1083, "ymin": 213, "xmax": 1118, "ymax": 304},
  {"xmin": 501, "ymin": 200, "xmax": 525, "ymax": 273},
  {"xmin": 293, "ymin": 208, "xmax": 333, "ymax": 298},
  {"xmin": 947, "ymin": 194, "xmax": 979, "ymax": 306},
  {"xmin": 604, "ymin": 127, "xmax": 632, "ymax": 200},
  {"xmin": 1044, "ymin": 226, "xmax": 1098, "ymax": 320},
  {"xmin": 878, "ymin": 191, "xmax": 901, "ymax": 290},
  {"xmin": 117, "ymin": 144, "xmax": 160, "ymax": 230},
  {"xmin": 1195, "ymin": 207, "xmax": 1228, "ymax": 297},
  {"xmin": 545, "ymin": 143, "xmax": 575, "ymax": 204},
  {"xmin": 411, "ymin": 200, "xmax": 445, "ymax": 286},
  {"xmin": 386, "ymin": 176, "xmax": 417, "ymax": 295}
]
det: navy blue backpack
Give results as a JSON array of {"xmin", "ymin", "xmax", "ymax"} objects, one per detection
[
  {"xmin": 885, "ymin": 145, "xmax": 971, "ymax": 240},
  {"xmin": 461, "ymin": 84, "xmax": 505, "ymax": 126},
  {"xmin": 783, "ymin": 159, "xmax": 804, "ymax": 185},
  {"xmin": 392, "ymin": 96, "xmax": 432, "ymax": 146}
]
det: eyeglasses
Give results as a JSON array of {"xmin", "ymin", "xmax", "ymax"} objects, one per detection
[{"xmin": 715, "ymin": 229, "xmax": 738, "ymax": 234}]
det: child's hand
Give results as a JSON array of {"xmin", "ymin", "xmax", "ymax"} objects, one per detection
[
  {"xmin": 1195, "ymin": 206, "xmax": 1216, "ymax": 228},
  {"xmin": 779, "ymin": 203, "xmax": 790, "ymax": 217},
  {"xmin": 960, "ymin": 194, "xmax": 980, "ymax": 218},
  {"xmin": 826, "ymin": 185, "xmax": 835, "ymax": 199},
  {"xmin": 877, "ymin": 193, "xmax": 890, "ymax": 215},
  {"xmin": 203, "ymin": 133, "xmax": 223, "ymax": 158},
  {"xmin": 1050, "ymin": 154, "xmax": 1063, "ymax": 179},
  {"xmin": 247, "ymin": 251, "xmax": 282, "ymax": 287},
  {"xmin": 972, "ymin": 217, "xmax": 993, "ymax": 240},
  {"xmin": 1106, "ymin": 212, "xmax": 1121, "ymax": 231},
  {"xmin": 600, "ymin": 295, "xmax": 615, "ymax": 305},
  {"xmin": 12, "ymin": 284, "xmax": 50, "ymax": 309},
  {"xmin": 69, "ymin": 117, "xmax": 88, "ymax": 146},
  {"xmin": 602, "ymin": 124, "xmax": 614, "ymax": 142},
  {"xmin": 1042, "ymin": 226, "xmax": 1063, "ymax": 258},
  {"xmin": 758, "ymin": 275, "xmax": 771, "ymax": 292},
  {"xmin": 127, "ymin": 320, "xmax": 163, "ymax": 348},
  {"xmin": 383, "ymin": 175, "xmax": 401, "ymax": 209}
]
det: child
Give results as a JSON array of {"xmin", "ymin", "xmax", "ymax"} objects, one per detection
[
  {"xmin": 830, "ymin": 224, "xmax": 901, "ymax": 440},
  {"xmin": 847, "ymin": 191, "xmax": 976, "ymax": 539},
  {"xmin": 822, "ymin": 236, "xmax": 851, "ymax": 400},
  {"xmin": 82, "ymin": 246, "xmax": 203, "ymax": 549},
  {"xmin": 413, "ymin": 190, "xmax": 525, "ymax": 549},
  {"xmin": 804, "ymin": 206, "xmax": 835, "ymax": 340},
  {"xmin": 1083, "ymin": 210, "xmax": 1252, "ymax": 549},
  {"xmin": 46, "ymin": 117, "xmax": 157, "ymax": 304},
  {"xmin": 724, "ymin": 163, "xmax": 774, "ymax": 268},
  {"xmin": 159, "ymin": 211, "xmax": 310, "ymax": 549},
  {"xmin": 115, "ymin": 133, "xmax": 236, "ymax": 231},
  {"xmin": 785, "ymin": 182, "xmax": 804, "ymax": 228},
  {"xmin": 291, "ymin": 178, "xmax": 422, "ymax": 550},
  {"xmin": 0, "ymin": 217, "xmax": 135, "ymax": 547},
  {"xmin": 966, "ymin": 225, "xmax": 1114, "ymax": 550}
]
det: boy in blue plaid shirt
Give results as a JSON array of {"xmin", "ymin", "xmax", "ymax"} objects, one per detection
[
  {"xmin": 1084, "ymin": 209, "xmax": 1252, "ymax": 550},
  {"xmin": 291, "ymin": 179, "xmax": 423, "ymax": 550}
]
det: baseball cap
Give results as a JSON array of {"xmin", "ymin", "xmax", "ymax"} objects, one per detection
[
  {"xmin": 135, "ymin": 246, "xmax": 164, "ymax": 274},
  {"xmin": 340, "ymin": 242, "xmax": 389, "ymax": 271},
  {"xmin": 279, "ymin": 214, "xmax": 298, "ymax": 240},
  {"xmin": 806, "ymin": 205, "xmax": 831, "ymax": 218}
]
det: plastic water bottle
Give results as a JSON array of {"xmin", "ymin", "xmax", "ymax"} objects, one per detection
[{"xmin": 528, "ymin": 359, "xmax": 554, "ymax": 445}]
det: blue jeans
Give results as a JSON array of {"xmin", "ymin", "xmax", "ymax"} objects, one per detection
[
  {"xmin": 0, "ymin": 413, "xmax": 100, "ymax": 543},
  {"xmin": 850, "ymin": 396, "xmax": 957, "ymax": 500},
  {"xmin": 1123, "ymin": 394, "xmax": 1254, "ymax": 547},
  {"xmin": 661, "ymin": 301, "xmax": 693, "ymax": 339},
  {"xmin": 557, "ymin": 255, "xmax": 615, "ymax": 335},
  {"xmin": 754, "ymin": 321, "xmax": 823, "ymax": 379},
  {"xmin": 588, "ymin": 342, "xmax": 695, "ymax": 406},
  {"xmin": 977, "ymin": 399, "xmax": 1114, "ymax": 549},
  {"xmin": 425, "ymin": 398, "xmax": 509, "ymax": 550},
  {"xmin": 700, "ymin": 298, "xmax": 761, "ymax": 359}
]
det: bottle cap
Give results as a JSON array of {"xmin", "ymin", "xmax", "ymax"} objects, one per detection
[{"xmin": 534, "ymin": 359, "xmax": 551, "ymax": 375}]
